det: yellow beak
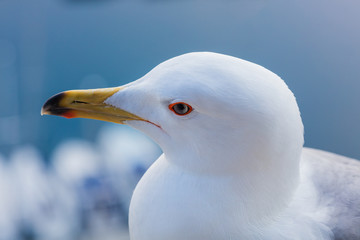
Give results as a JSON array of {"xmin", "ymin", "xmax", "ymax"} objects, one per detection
[{"xmin": 41, "ymin": 87, "xmax": 145, "ymax": 124}]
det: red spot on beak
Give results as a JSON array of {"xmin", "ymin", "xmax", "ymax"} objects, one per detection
[{"xmin": 63, "ymin": 110, "xmax": 77, "ymax": 119}]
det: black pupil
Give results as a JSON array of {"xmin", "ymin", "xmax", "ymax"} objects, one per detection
[{"xmin": 173, "ymin": 103, "xmax": 189, "ymax": 115}]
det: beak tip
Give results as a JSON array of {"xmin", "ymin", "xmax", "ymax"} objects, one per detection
[
  {"xmin": 41, "ymin": 92, "xmax": 68, "ymax": 117},
  {"xmin": 40, "ymin": 108, "xmax": 48, "ymax": 116}
]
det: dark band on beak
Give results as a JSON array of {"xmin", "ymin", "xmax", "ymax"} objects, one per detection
[{"xmin": 42, "ymin": 92, "xmax": 70, "ymax": 116}]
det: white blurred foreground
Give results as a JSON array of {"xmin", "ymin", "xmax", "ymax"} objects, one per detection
[{"xmin": 0, "ymin": 125, "xmax": 161, "ymax": 240}]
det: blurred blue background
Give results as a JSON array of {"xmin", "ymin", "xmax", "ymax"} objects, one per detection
[{"xmin": 0, "ymin": 0, "xmax": 359, "ymax": 239}]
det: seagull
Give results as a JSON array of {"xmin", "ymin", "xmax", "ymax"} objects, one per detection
[{"xmin": 41, "ymin": 52, "xmax": 360, "ymax": 240}]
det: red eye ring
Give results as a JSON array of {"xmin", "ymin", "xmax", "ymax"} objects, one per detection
[{"xmin": 169, "ymin": 102, "xmax": 193, "ymax": 116}]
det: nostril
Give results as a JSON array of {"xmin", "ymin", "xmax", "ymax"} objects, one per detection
[{"xmin": 72, "ymin": 100, "xmax": 88, "ymax": 104}]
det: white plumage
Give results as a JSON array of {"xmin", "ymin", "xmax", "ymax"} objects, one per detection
[{"xmin": 103, "ymin": 52, "xmax": 360, "ymax": 240}]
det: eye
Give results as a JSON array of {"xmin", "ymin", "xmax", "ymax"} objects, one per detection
[{"xmin": 169, "ymin": 102, "xmax": 193, "ymax": 116}]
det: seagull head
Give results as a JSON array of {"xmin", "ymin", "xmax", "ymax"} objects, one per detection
[{"xmin": 42, "ymin": 52, "xmax": 304, "ymax": 193}]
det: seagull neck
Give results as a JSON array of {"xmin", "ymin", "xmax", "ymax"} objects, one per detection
[{"xmin": 164, "ymin": 147, "xmax": 301, "ymax": 221}]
